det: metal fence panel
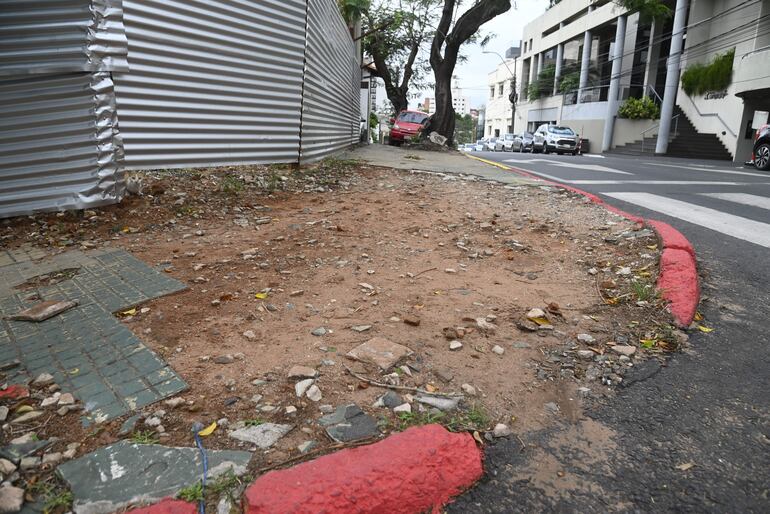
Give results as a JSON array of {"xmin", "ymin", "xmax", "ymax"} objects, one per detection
[
  {"xmin": 0, "ymin": 0, "xmax": 128, "ymax": 75},
  {"xmin": 114, "ymin": 0, "xmax": 307, "ymax": 169},
  {"xmin": 0, "ymin": 73, "xmax": 124, "ymax": 217},
  {"xmin": 300, "ymin": 0, "xmax": 360, "ymax": 163}
]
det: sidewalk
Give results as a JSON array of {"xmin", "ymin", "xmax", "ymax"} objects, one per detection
[{"xmin": 0, "ymin": 150, "xmax": 678, "ymax": 514}]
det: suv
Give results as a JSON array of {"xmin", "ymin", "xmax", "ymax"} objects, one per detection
[
  {"xmin": 484, "ymin": 137, "xmax": 498, "ymax": 151},
  {"xmin": 389, "ymin": 110, "xmax": 429, "ymax": 145},
  {"xmin": 752, "ymin": 124, "xmax": 770, "ymax": 171},
  {"xmin": 513, "ymin": 132, "xmax": 534, "ymax": 152},
  {"xmin": 495, "ymin": 133, "xmax": 516, "ymax": 152},
  {"xmin": 533, "ymin": 124, "xmax": 578, "ymax": 155}
]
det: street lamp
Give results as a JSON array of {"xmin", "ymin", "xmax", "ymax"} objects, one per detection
[{"xmin": 483, "ymin": 50, "xmax": 518, "ymax": 127}]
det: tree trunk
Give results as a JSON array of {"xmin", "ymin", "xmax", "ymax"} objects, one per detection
[{"xmin": 431, "ymin": 64, "xmax": 455, "ymax": 143}]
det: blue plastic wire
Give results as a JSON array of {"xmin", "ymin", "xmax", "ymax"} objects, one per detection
[{"xmin": 193, "ymin": 432, "xmax": 208, "ymax": 514}]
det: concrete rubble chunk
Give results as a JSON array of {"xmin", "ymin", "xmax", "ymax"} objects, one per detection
[
  {"xmin": 373, "ymin": 391, "xmax": 403, "ymax": 409},
  {"xmin": 475, "ymin": 318, "xmax": 497, "ymax": 335},
  {"xmin": 416, "ymin": 395, "xmax": 461, "ymax": 411},
  {"xmin": 0, "ymin": 486, "xmax": 24, "ymax": 514},
  {"xmin": 11, "ymin": 411, "xmax": 43, "ymax": 424},
  {"xmin": 492, "ymin": 423, "xmax": 512, "ymax": 438},
  {"xmin": 295, "ymin": 379, "xmax": 314, "ymax": 398},
  {"xmin": 57, "ymin": 441, "xmax": 250, "ymax": 514},
  {"xmin": 393, "ymin": 403, "xmax": 411, "ymax": 414},
  {"xmin": 32, "ymin": 373, "xmax": 55, "ymax": 387},
  {"xmin": 0, "ymin": 458, "xmax": 16, "ymax": 475},
  {"xmin": 611, "ymin": 345, "xmax": 637, "ymax": 357},
  {"xmin": 306, "ymin": 385, "xmax": 322, "ymax": 402},
  {"xmin": 228, "ymin": 423, "xmax": 292, "ymax": 449},
  {"xmin": 287, "ymin": 366, "xmax": 318, "ymax": 379},
  {"xmin": 10, "ymin": 300, "xmax": 78, "ymax": 322},
  {"xmin": 319, "ymin": 404, "xmax": 379, "ymax": 443},
  {"xmin": 346, "ymin": 337, "xmax": 413, "ymax": 371},
  {"xmin": 0, "ymin": 406, "xmax": 7, "ymax": 422}
]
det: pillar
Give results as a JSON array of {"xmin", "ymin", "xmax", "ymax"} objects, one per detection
[
  {"xmin": 643, "ymin": 17, "xmax": 662, "ymax": 98},
  {"xmin": 578, "ymin": 29, "xmax": 592, "ymax": 103},
  {"xmin": 537, "ymin": 52, "xmax": 543, "ymax": 75},
  {"xmin": 554, "ymin": 43, "xmax": 564, "ymax": 95},
  {"xmin": 656, "ymin": 0, "xmax": 690, "ymax": 154},
  {"xmin": 602, "ymin": 15, "xmax": 627, "ymax": 152}
]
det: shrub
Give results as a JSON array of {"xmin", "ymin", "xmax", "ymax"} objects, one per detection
[
  {"xmin": 617, "ymin": 96, "xmax": 660, "ymax": 120},
  {"xmin": 681, "ymin": 48, "xmax": 735, "ymax": 96},
  {"xmin": 558, "ymin": 71, "xmax": 580, "ymax": 93}
]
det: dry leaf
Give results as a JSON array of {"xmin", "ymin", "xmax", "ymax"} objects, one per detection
[
  {"xmin": 675, "ymin": 462, "xmax": 694, "ymax": 471},
  {"xmin": 198, "ymin": 421, "xmax": 217, "ymax": 437},
  {"xmin": 697, "ymin": 325, "xmax": 714, "ymax": 333}
]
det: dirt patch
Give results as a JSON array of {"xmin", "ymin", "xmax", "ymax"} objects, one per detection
[{"xmin": 1, "ymin": 160, "xmax": 678, "ymax": 489}]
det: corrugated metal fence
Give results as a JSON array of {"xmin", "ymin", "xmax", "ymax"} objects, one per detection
[{"xmin": 0, "ymin": 0, "xmax": 360, "ymax": 218}]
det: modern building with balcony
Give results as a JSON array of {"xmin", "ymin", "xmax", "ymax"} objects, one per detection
[{"xmin": 501, "ymin": 0, "xmax": 769, "ymax": 161}]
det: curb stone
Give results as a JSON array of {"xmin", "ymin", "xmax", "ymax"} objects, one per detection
[{"xmin": 465, "ymin": 154, "xmax": 700, "ymax": 327}]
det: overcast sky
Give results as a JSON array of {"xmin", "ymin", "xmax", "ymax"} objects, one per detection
[{"xmin": 375, "ymin": 0, "xmax": 548, "ymax": 111}]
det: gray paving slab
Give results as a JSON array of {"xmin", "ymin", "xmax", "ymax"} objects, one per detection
[
  {"xmin": 0, "ymin": 248, "xmax": 188, "ymax": 424},
  {"xmin": 57, "ymin": 441, "xmax": 251, "ymax": 514}
]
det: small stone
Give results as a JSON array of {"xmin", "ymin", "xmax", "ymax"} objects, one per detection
[
  {"xmin": 393, "ymin": 403, "xmax": 411, "ymax": 414},
  {"xmin": 285, "ymin": 406, "xmax": 297, "ymax": 416},
  {"xmin": 242, "ymin": 330, "xmax": 257, "ymax": 340},
  {"xmin": 295, "ymin": 378, "xmax": 314, "ymax": 397},
  {"xmin": 297, "ymin": 441, "xmax": 317, "ymax": 454},
  {"xmin": 449, "ymin": 340, "xmax": 463, "ymax": 351},
  {"xmin": 0, "ymin": 458, "xmax": 16, "ymax": 475},
  {"xmin": 41, "ymin": 452, "xmax": 62, "ymax": 466},
  {"xmin": 250, "ymin": 394, "xmax": 263, "ymax": 404},
  {"xmin": 492, "ymin": 345, "xmax": 505, "ymax": 355},
  {"xmin": 526, "ymin": 308, "xmax": 546, "ymax": 320},
  {"xmin": 214, "ymin": 354, "xmax": 234, "ymax": 364},
  {"xmin": 288, "ymin": 366, "xmax": 318, "ymax": 379},
  {"xmin": 32, "ymin": 373, "xmax": 55, "ymax": 387},
  {"xmin": 444, "ymin": 268, "xmax": 457, "ymax": 274},
  {"xmin": 20, "ymin": 456, "xmax": 40, "ymax": 470},
  {"xmin": 544, "ymin": 402, "xmax": 560, "ymax": 414},
  {"xmin": 63, "ymin": 448, "xmax": 77, "ymax": 460},
  {"xmin": 56, "ymin": 406, "xmax": 70, "ymax": 416},
  {"xmin": 616, "ymin": 267, "xmax": 632, "ymax": 276},
  {"xmin": 416, "ymin": 395, "xmax": 460, "ymax": 411},
  {"xmin": 311, "ymin": 327, "xmax": 327, "ymax": 337},
  {"xmin": 351, "ymin": 325, "xmax": 372, "ymax": 332},
  {"xmin": 229, "ymin": 423, "xmax": 292, "ymax": 449},
  {"xmin": 251, "ymin": 379, "xmax": 267, "ymax": 386},
  {"xmin": 118, "ymin": 414, "xmax": 141, "ymax": 436},
  {"xmin": 611, "ymin": 345, "xmax": 637, "ymax": 357},
  {"xmin": 402, "ymin": 315, "xmax": 421, "ymax": 327},
  {"xmin": 306, "ymin": 385, "xmax": 322, "ymax": 402},
  {"xmin": 289, "ymin": 290, "xmax": 305, "ymax": 297},
  {"xmin": 587, "ymin": 267, "xmax": 598, "ymax": 275},
  {"xmin": 216, "ymin": 418, "xmax": 229, "ymax": 428},
  {"xmin": 11, "ymin": 411, "xmax": 43, "ymax": 424},
  {"xmin": 492, "ymin": 423, "xmax": 512, "ymax": 438},
  {"xmin": 0, "ymin": 406, "xmax": 8, "ymax": 422},
  {"xmin": 163, "ymin": 397, "xmax": 185, "ymax": 408},
  {"xmin": 374, "ymin": 391, "xmax": 403, "ymax": 409},
  {"xmin": 577, "ymin": 350, "xmax": 595, "ymax": 360},
  {"xmin": 145, "ymin": 416, "xmax": 161, "ymax": 427},
  {"xmin": 461, "ymin": 384, "xmax": 477, "ymax": 396},
  {"xmin": 0, "ymin": 486, "xmax": 24, "ymax": 513},
  {"xmin": 58, "ymin": 393, "xmax": 75, "ymax": 405},
  {"xmin": 475, "ymin": 318, "xmax": 497, "ymax": 335},
  {"xmin": 346, "ymin": 337, "xmax": 413, "ymax": 371},
  {"xmin": 577, "ymin": 333, "xmax": 596, "ymax": 344},
  {"xmin": 319, "ymin": 404, "xmax": 334, "ymax": 414},
  {"xmin": 41, "ymin": 393, "xmax": 61, "ymax": 407},
  {"xmin": 434, "ymin": 368, "xmax": 454, "ymax": 383}
]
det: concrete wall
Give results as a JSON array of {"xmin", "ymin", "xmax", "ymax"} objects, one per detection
[{"xmin": 613, "ymin": 119, "xmax": 659, "ymax": 147}]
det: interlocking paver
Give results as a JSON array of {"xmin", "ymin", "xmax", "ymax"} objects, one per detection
[{"xmin": 0, "ymin": 248, "xmax": 188, "ymax": 424}]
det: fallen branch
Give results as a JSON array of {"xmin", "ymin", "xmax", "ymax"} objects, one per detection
[
  {"xmin": 256, "ymin": 437, "xmax": 378, "ymax": 474},
  {"xmin": 412, "ymin": 267, "xmax": 437, "ymax": 277},
  {"xmin": 344, "ymin": 365, "xmax": 463, "ymax": 397}
]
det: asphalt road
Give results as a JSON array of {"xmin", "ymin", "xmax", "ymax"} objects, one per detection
[{"xmin": 449, "ymin": 151, "xmax": 770, "ymax": 512}]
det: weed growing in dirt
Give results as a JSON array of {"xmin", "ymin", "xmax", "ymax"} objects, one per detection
[
  {"xmin": 208, "ymin": 471, "xmax": 251, "ymax": 498},
  {"xmin": 177, "ymin": 482, "xmax": 204, "ymax": 503},
  {"xmin": 130, "ymin": 430, "xmax": 160, "ymax": 445},
  {"xmin": 395, "ymin": 410, "xmax": 445, "ymax": 430},
  {"xmin": 26, "ymin": 480, "xmax": 73, "ymax": 513},
  {"xmin": 220, "ymin": 175, "xmax": 245, "ymax": 195},
  {"xmin": 631, "ymin": 279, "xmax": 658, "ymax": 302},
  {"xmin": 445, "ymin": 404, "xmax": 491, "ymax": 432},
  {"xmin": 243, "ymin": 418, "xmax": 265, "ymax": 427}
]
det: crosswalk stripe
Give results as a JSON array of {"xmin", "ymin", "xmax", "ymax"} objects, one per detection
[
  {"xmin": 700, "ymin": 193, "xmax": 770, "ymax": 211},
  {"xmin": 642, "ymin": 162, "xmax": 770, "ymax": 178},
  {"xmin": 604, "ymin": 192, "xmax": 770, "ymax": 249},
  {"xmin": 503, "ymin": 159, "xmax": 632, "ymax": 174}
]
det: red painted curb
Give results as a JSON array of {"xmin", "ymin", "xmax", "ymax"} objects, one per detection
[
  {"xmin": 126, "ymin": 498, "xmax": 197, "ymax": 514},
  {"xmin": 498, "ymin": 162, "xmax": 699, "ymax": 327},
  {"xmin": 243, "ymin": 424, "xmax": 483, "ymax": 514}
]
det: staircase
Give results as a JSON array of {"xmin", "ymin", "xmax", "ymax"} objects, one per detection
[{"xmin": 609, "ymin": 106, "xmax": 733, "ymax": 160}]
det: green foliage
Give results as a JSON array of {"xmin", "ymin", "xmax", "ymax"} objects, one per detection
[
  {"xmin": 681, "ymin": 48, "xmax": 735, "ymax": 96},
  {"xmin": 338, "ymin": 0, "xmax": 370, "ymax": 24},
  {"xmin": 177, "ymin": 482, "xmax": 205, "ymax": 503},
  {"xmin": 219, "ymin": 175, "xmax": 245, "ymax": 195},
  {"xmin": 369, "ymin": 111, "xmax": 379, "ymax": 132},
  {"xmin": 130, "ymin": 430, "xmax": 160, "ymax": 445},
  {"xmin": 615, "ymin": 0, "xmax": 672, "ymax": 22},
  {"xmin": 528, "ymin": 64, "xmax": 556, "ymax": 100},
  {"xmin": 453, "ymin": 113, "xmax": 476, "ymax": 144},
  {"xmin": 558, "ymin": 71, "xmax": 580, "ymax": 93},
  {"xmin": 617, "ymin": 96, "xmax": 660, "ymax": 120},
  {"xmin": 45, "ymin": 490, "xmax": 74, "ymax": 513},
  {"xmin": 244, "ymin": 418, "xmax": 265, "ymax": 427},
  {"xmin": 26, "ymin": 480, "xmax": 74, "ymax": 513},
  {"xmin": 631, "ymin": 279, "xmax": 658, "ymax": 302}
]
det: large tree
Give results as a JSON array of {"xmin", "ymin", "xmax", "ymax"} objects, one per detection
[
  {"xmin": 363, "ymin": 1, "xmax": 439, "ymax": 115},
  {"xmin": 428, "ymin": 1, "xmax": 511, "ymax": 142}
]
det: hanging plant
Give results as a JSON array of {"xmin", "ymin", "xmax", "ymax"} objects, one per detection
[
  {"xmin": 618, "ymin": 96, "xmax": 660, "ymax": 119},
  {"xmin": 681, "ymin": 48, "xmax": 735, "ymax": 96}
]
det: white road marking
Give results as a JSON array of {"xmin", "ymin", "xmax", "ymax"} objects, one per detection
[
  {"xmin": 604, "ymin": 192, "xmax": 770, "ymax": 248},
  {"xmin": 642, "ymin": 162, "xmax": 770, "ymax": 178},
  {"xmin": 501, "ymin": 167, "xmax": 765, "ymax": 185},
  {"xmin": 503, "ymin": 159, "xmax": 631, "ymax": 174},
  {"xmin": 700, "ymin": 193, "xmax": 770, "ymax": 211}
]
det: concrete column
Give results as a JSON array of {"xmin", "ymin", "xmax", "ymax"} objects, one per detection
[
  {"xmin": 554, "ymin": 43, "xmax": 564, "ymax": 95},
  {"xmin": 537, "ymin": 52, "xmax": 544, "ymax": 75},
  {"xmin": 656, "ymin": 0, "xmax": 690, "ymax": 154},
  {"xmin": 643, "ymin": 17, "xmax": 662, "ymax": 97},
  {"xmin": 578, "ymin": 29, "xmax": 592, "ymax": 103},
  {"xmin": 602, "ymin": 15, "xmax": 627, "ymax": 152}
]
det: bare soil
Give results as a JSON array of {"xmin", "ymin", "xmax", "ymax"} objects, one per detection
[{"xmin": 1, "ymin": 160, "xmax": 675, "ymax": 474}]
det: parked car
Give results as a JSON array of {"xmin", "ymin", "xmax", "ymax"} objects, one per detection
[
  {"xmin": 389, "ymin": 110, "xmax": 429, "ymax": 145},
  {"xmin": 484, "ymin": 137, "xmax": 498, "ymax": 151},
  {"xmin": 474, "ymin": 139, "xmax": 485, "ymax": 152},
  {"xmin": 513, "ymin": 132, "xmax": 534, "ymax": 152},
  {"xmin": 532, "ymin": 124, "xmax": 578, "ymax": 154},
  {"xmin": 495, "ymin": 133, "xmax": 516, "ymax": 152},
  {"xmin": 752, "ymin": 124, "xmax": 770, "ymax": 171}
]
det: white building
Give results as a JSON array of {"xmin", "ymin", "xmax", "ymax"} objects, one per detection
[
  {"xmin": 506, "ymin": 0, "xmax": 769, "ymax": 161},
  {"xmin": 486, "ymin": 47, "xmax": 520, "ymax": 137},
  {"xmin": 451, "ymin": 76, "xmax": 470, "ymax": 115}
]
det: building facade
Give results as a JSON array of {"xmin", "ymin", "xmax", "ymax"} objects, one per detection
[{"xmin": 504, "ymin": 0, "xmax": 768, "ymax": 161}]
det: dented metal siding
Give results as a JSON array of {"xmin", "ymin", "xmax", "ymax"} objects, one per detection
[
  {"xmin": 300, "ymin": 0, "xmax": 360, "ymax": 163},
  {"xmin": 0, "ymin": 0, "xmax": 128, "ymax": 76},
  {"xmin": 114, "ymin": 0, "xmax": 307, "ymax": 169},
  {"xmin": 0, "ymin": 73, "xmax": 124, "ymax": 217}
]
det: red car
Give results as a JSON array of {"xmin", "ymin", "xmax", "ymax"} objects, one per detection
[{"xmin": 389, "ymin": 110, "xmax": 429, "ymax": 145}]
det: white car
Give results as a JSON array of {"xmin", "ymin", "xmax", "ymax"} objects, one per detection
[
  {"xmin": 484, "ymin": 137, "xmax": 498, "ymax": 151},
  {"xmin": 474, "ymin": 140, "xmax": 485, "ymax": 152},
  {"xmin": 532, "ymin": 124, "xmax": 578, "ymax": 155},
  {"xmin": 495, "ymin": 133, "xmax": 516, "ymax": 152}
]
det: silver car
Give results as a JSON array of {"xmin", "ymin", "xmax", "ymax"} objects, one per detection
[
  {"xmin": 533, "ymin": 124, "xmax": 578, "ymax": 155},
  {"xmin": 494, "ymin": 133, "xmax": 516, "ymax": 152}
]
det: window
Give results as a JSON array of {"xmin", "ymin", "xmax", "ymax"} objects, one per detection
[
  {"xmin": 523, "ymin": 41, "xmax": 527, "ymax": 53},
  {"xmin": 490, "ymin": 86, "xmax": 495, "ymax": 98},
  {"xmin": 397, "ymin": 112, "xmax": 429, "ymax": 124},
  {"xmin": 498, "ymin": 83, "xmax": 504, "ymax": 96},
  {"xmin": 548, "ymin": 126, "xmax": 575, "ymax": 135},
  {"xmin": 494, "ymin": 129, "xmax": 500, "ymax": 137}
]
